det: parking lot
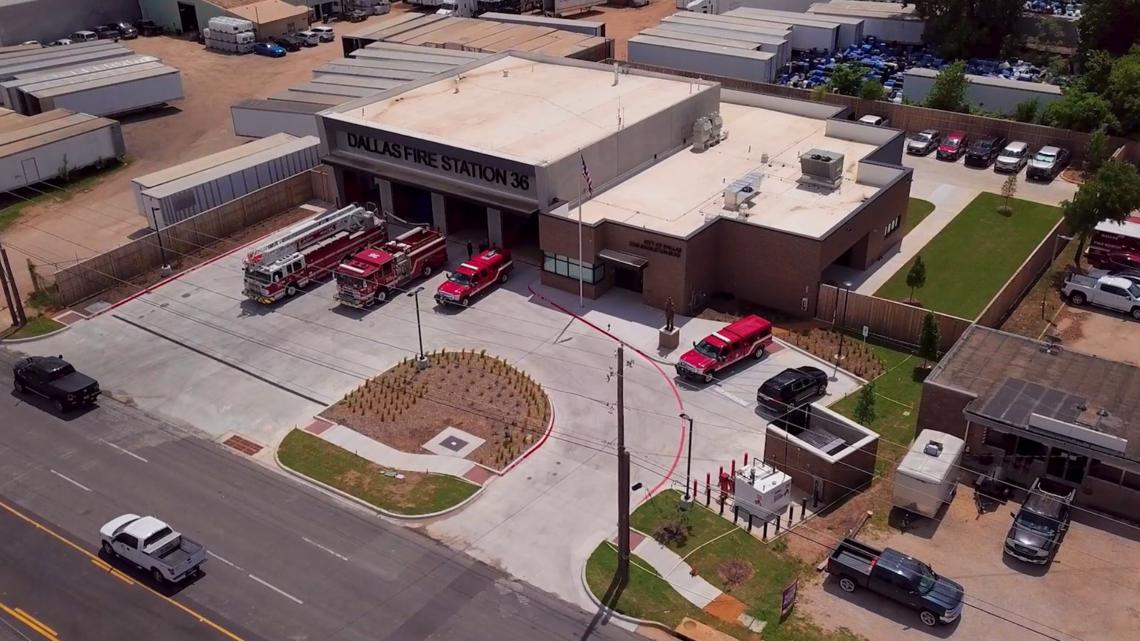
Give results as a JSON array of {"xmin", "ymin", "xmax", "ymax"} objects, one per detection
[{"xmin": 801, "ymin": 488, "xmax": 1140, "ymax": 641}]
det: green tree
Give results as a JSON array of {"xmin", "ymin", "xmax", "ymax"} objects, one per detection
[
  {"xmin": 1013, "ymin": 98, "xmax": 1040, "ymax": 123},
  {"xmin": 918, "ymin": 313, "xmax": 941, "ymax": 366},
  {"xmin": 1085, "ymin": 125, "xmax": 1110, "ymax": 174},
  {"xmin": 925, "ymin": 61, "xmax": 969, "ymax": 112},
  {"xmin": 1040, "ymin": 89, "xmax": 1120, "ymax": 133},
  {"xmin": 1081, "ymin": 49, "xmax": 1116, "ymax": 94},
  {"xmin": 1063, "ymin": 161, "xmax": 1140, "ymax": 268},
  {"xmin": 1078, "ymin": 0, "xmax": 1140, "ymax": 59},
  {"xmin": 914, "ymin": 0, "xmax": 1022, "ymax": 58},
  {"xmin": 906, "ymin": 255, "xmax": 927, "ymax": 302},
  {"xmin": 853, "ymin": 383, "xmax": 877, "ymax": 426},
  {"xmin": 1001, "ymin": 173, "xmax": 1018, "ymax": 213},
  {"xmin": 826, "ymin": 63, "xmax": 866, "ymax": 96},
  {"xmin": 860, "ymin": 78, "xmax": 887, "ymax": 101},
  {"xmin": 1105, "ymin": 51, "xmax": 1140, "ymax": 135}
]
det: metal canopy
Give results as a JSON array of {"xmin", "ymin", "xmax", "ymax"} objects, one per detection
[
  {"xmin": 975, "ymin": 378, "xmax": 1086, "ymax": 428},
  {"xmin": 597, "ymin": 249, "xmax": 648, "ymax": 269}
]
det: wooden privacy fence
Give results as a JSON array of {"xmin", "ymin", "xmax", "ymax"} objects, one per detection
[
  {"xmin": 47, "ymin": 168, "xmax": 332, "ymax": 307},
  {"xmin": 976, "ymin": 219, "xmax": 1071, "ymax": 328},
  {"xmin": 816, "ymin": 285, "xmax": 973, "ymax": 354}
]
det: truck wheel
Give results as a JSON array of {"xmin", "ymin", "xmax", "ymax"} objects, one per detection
[
  {"xmin": 286, "ymin": 285, "xmax": 297, "ymax": 298},
  {"xmin": 152, "ymin": 568, "xmax": 165, "ymax": 584},
  {"xmin": 703, "ymin": 372, "xmax": 713, "ymax": 384},
  {"xmin": 499, "ymin": 271, "xmax": 509, "ymax": 284},
  {"xmin": 1131, "ymin": 308, "xmax": 1140, "ymax": 321},
  {"xmin": 1069, "ymin": 292, "xmax": 1086, "ymax": 306},
  {"xmin": 54, "ymin": 399, "xmax": 67, "ymax": 413},
  {"xmin": 376, "ymin": 290, "xmax": 387, "ymax": 304},
  {"xmin": 13, "ymin": 379, "xmax": 24, "ymax": 394},
  {"xmin": 460, "ymin": 297, "xmax": 470, "ymax": 308},
  {"xmin": 101, "ymin": 541, "xmax": 115, "ymax": 557},
  {"xmin": 753, "ymin": 347, "xmax": 765, "ymax": 360},
  {"xmin": 422, "ymin": 265, "xmax": 433, "ymax": 278},
  {"xmin": 919, "ymin": 610, "xmax": 938, "ymax": 627},
  {"xmin": 838, "ymin": 576, "xmax": 857, "ymax": 593}
]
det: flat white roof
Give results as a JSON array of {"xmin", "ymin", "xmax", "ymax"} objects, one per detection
[
  {"xmin": 1095, "ymin": 216, "xmax": 1140, "ymax": 239},
  {"xmin": 331, "ymin": 56, "xmax": 703, "ymax": 165},
  {"xmin": 563, "ymin": 101, "xmax": 878, "ymax": 240},
  {"xmin": 904, "ymin": 67, "xmax": 1062, "ymax": 95},
  {"xmin": 897, "ymin": 429, "xmax": 964, "ymax": 483}
]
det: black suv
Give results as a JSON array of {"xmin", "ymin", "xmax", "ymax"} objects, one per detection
[
  {"xmin": 13, "ymin": 355, "xmax": 100, "ymax": 412},
  {"xmin": 91, "ymin": 24, "xmax": 121, "ymax": 39},
  {"xmin": 757, "ymin": 366, "xmax": 828, "ymax": 413},
  {"xmin": 964, "ymin": 135, "xmax": 1007, "ymax": 168},
  {"xmin": 272, "ymin": 35, "xmax": 302, "ymax": 51},
  {"xmin": 111, "ymin": 21, "xmax": 138, "ymax": 39}
]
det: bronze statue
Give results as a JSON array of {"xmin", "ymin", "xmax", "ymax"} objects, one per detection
[{"xmin": 665, "ymin": 297, "xmax": 676, "ymax": 332}]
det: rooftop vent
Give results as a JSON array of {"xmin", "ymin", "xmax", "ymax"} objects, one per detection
[
  {"xmin": 691, "ymin": 112, "xmax": 725, "ymax": 152},
  {"xmin": 723, "ymin": 170, "xmax": 764, "ymax": 210},
  {"xmin": 797, "ymin": 149, "xmax": 844, "ymax": 190},
  {"xmin": 923, "ymin": 440, "xmax": 944, "ymax": 457}
]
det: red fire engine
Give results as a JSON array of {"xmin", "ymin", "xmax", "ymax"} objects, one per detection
[
  {"xmin": 434, "ymin": 248, "xmax": 513, "ymax": 308},
  {"xmin": 1089, "ymin": 216, "xmax": 1140, "ymax": 271},
  {"xmin": 243, "ymin": 204, "xmax": 387, "ymax": 305},
  {"xmin": 334, "ymin": 227, "xmax": 449, "ymax": 308}
]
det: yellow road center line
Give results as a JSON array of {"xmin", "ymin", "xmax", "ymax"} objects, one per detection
[
  {"xmin": 110, "ymin": 569, "xmax": 136, "ymax": 586},
  {"xmin": 0, "ymin": 603, "xmax": 55, "ymax": 640},
  {"xmin": 90, "ymin": 558, "xmax": 112, "ymax": 572},
  {"xmin": 13, "ymin": 608, "xmax": 57, "ymax": 637},
  {"xmin": 0, "ymin": 501, "xmax": 246, "ymax": 641}
]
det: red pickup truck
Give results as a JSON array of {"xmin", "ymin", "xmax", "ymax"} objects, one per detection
[
  {"xmin": 675, "ymin": 315, "xmax": 773, "ymax": 383},
  {"xmin": 434, "ymin": 248, "xmax": 512, "ymax": 308}
]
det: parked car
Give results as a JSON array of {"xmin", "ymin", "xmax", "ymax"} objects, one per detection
[
  {"xmin": 858, "ymin": 114, "xmax": 889, "ymax": 127},
  {"xmin": 1026, "ymin": 145, "xmax": 1070, "ymax": 181},
  {"xmin": 1089, "ymin": 268, "xmax": 1140, "ymax": 287},
  {"xmin": 272, "ymin": 35, "xmax": 301, "ymax": 52},
  {"xmin": 295, "ymin": 30, "xmax": 320, "ymax": 46},
  {"xmin": 136, "ymin": 19, "xmax": 163, "ymax": 37},
  {"xmin": 100, "ymin": 514, "xmax": 207, "ymax": 584},
  {"xmin": 310, "ymin": 26, "xmax": 336, "ymax": 42},
  {"xmin": 345, "ymin": 8, "xmax": 369, "ymax": 21},
  {"xmin": 20, "ymin": 40, "xmax": 40, "ymax": 46},
  {"xmin": 1004, "ymin": 478, "xmax": 1074, "ymax": 564},
  {"xmin": 12, "ymin": 355, "xmax": 101, "ymax": 412},
  {"xmin": 936, "ymin": 131, "xmax": 968, "ymax": 161},
  {"xmin": 253, "ymin": 41, "xmax": 287, "ymax": 57},
  {"xmin": 110, "ymin": 21, "xmax": 138, "ymax": 39},
  {"xmin": 69, "ymin": 30, "xmax": 99, "ymax": 42},
  {"xmin": 828, "ymin": 537, "xmax": 965, "ymax": 627},
  {"xmin": 994, "ymin": 141, "xmax": 1030, "ymax": 173},
  {"xmin": 964, "ymin": 135, "xmax": 1007, "ymax": 168},
  {"xmin": 756, "ymin": 366, "xmax": 828, "ymax": 413},
  {"xmin": 675, "ymin": 315, "xmax": 773, "ymax": 384},
  {"xmin": 91, "ymin": 24, "xmax": 121, "ymax": 39},
  {"xmin": 906, "ymin": 130, "xmax": 940, "ymax": 156},
  {"xmin": 1062, "ymin": 273, "xmax": 1140, "ymax": 319},
  {"xmin": 373, "ymin": 0, "xmax": 392, "ymax": 14},
  {"xmin": 48, "ymin": 38, "xmax": 72, "ymax": 46}
]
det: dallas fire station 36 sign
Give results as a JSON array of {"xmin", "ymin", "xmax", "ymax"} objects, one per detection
[{"xmin": 335, "ymin": 127, "xmax": 537, "ymax": 197}]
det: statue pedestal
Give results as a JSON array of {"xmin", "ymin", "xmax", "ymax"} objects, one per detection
[{"xmin": 659, "ymin": 326, "xmax": 680, "ymax": 350}]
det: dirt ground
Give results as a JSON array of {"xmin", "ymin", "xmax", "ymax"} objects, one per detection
[
  {"xmin": 324, "ymin": 351, "xmax": 551, "ymax": 469},
  {"xmin": 582, "ymin": 0, "xmax": 678, "ymax": 59},
  {"xmin": 799, "ymin": 487, "xmax": 1140, "ymax": 641},
  {"xmin": 0, "ymin": 12, "xmax": 403, "ymax": 315},
  {"xmin": 1050, "ymin": 305, "xmax": 1140, "ymax": 367}
]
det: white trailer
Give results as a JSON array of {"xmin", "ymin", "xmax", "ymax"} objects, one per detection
[
  {"xmin": 0, "ymin": 111, "xmax": 124, "ymax": 193},
  {"xmin": 230, "ymin": 99, "xmax": 326, "ymax": 139},
  {"xmin": 628, "ymin": 34, "xmax": 777, "ymax": 83},
  {"xmin": 543, "ymin": 0, "xmax": 607, "ymax": 17},
  {"xmin": 893, "ymin": 430, "xmax": 964, "ymax": 518}
]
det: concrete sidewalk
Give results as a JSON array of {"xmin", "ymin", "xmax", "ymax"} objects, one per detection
[
  {"xmin": 311, "ymin": 422, "xmax": 478, "ymax": 477},
  {"xmin": 629, "ymin": 535, "xmax": 722, "ymax": 609}
]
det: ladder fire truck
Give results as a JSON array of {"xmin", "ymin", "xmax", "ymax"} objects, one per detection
[
  {"xmin": 243, "ymin": 204, "xmax": 387, "ymax": 305},
  {"xmin": 334, "ymin": 227, "xmax": 449, "ymax": 308}
]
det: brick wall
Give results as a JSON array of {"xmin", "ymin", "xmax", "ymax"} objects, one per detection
[{"xmin": 916, "ymin": 382, "xmax": 975, "ymax": 442}]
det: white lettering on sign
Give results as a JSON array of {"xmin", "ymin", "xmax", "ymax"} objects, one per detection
[{"xmin": 344, "ymin": 132, "xmax": 532, "ymax": 192}]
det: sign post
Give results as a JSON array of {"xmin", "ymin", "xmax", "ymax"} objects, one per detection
[{"xmin": 780, "ymin": 580, "xmax": 798, "ymax": 621}]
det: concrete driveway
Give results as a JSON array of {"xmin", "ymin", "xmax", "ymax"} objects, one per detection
[
  {"xmin": 800, "ymin": 488, "xmax": 1140, "ymax": 641},
  {"xmin": 1051, "ymin": 303, "xmax": 1140, "ymax": 367}
]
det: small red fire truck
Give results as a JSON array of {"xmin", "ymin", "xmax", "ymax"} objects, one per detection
[
  {"xmin": 675, "ymin": 315, "xmax": 773, "ymax": 383},
  {"xmin": 434, "ymin": 248, "xmax": 512, "ymax": 308},
  {"xmin": 334, "ymin": 227, "xmax": 449, "ymax": 308},
  {"xmin": 243, "ymin": 204, "xmax": 386, "ymax": 305}
]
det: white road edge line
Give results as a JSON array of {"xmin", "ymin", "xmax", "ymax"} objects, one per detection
[
  {"xmin": 49, "ymin": 469, "xmax": 91, "ymax": 492},
  {"xmin": 99, "ymin": 439, "xmax": 149, "ymax": 463},
  {"xmin": 208, "ymin": 551, "xmax": 241, "ymax": 570},
  {"xmin": 248, "ymin": 574, "xmax": 304, "ymax": 605},
  {"xmin": 712, "ymin": 384, "xmax": 751, "ymax": 408},
  {"xmin": 302, "ymin": 536, "xmax": 349, "ymax": 561}
]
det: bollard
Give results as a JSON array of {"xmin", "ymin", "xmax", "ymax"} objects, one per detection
[
  {"xmin": 719, "ymin": 499, "xmax": 725, "ymax": 515},
  {"xmin": 731, "ymin": 459, "xmax": 736, "ymax": 476},
  {"xmin": 788, "ymin": 504, "xmax": 795, "ymax": 521},
  {"xmin": 693, "ymin": 479, "xmax": 698, "ymax": 499},
  {"xmin": 743, "ymin": 452, "xmax": 749, "ymax": 465},
  {"xmin": 813, "ymin": 492, "xmax": 820, "ymax": 508},
  {"xmin": 763, "ymin": 521, "xmax": 769, "ymax": 539},
  {"xmin": 748, "ymin": 513, "xmax": 753, "ymax": 532},
  {"xmin": 801, "ymin": 498, "xmax": 808, "ymax": 521},
  {"xmin": 733, "ymin": 505, "xmax": 739, "ymax": 524},
  {"xmin": 705, "ymin": 473, "xmax": 712, "ymax": 506},
  {"xmin": 776, "ymin": 514, "xmax": 782, "ymax": 532}
]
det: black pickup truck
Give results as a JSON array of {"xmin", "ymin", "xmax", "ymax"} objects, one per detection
[
  {"xmin": 828, "ymin": 537, "xmax": 965, "ymax": 627},
  {"xmin": 1004, "ymin": 477, "xmax": 1074, "ymax": 564},
  {"xmin": 13, "ymin": 356, "xmax": 100, "ymax": 412}
]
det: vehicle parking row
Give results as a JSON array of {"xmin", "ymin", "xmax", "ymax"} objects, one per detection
[{"xmin": 906, "ymin": 129, "xmax": 1071, "ymax": 181}]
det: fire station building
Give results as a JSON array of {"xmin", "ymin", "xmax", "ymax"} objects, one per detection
[{"xmin": 316, "ymin": 52, "xmax": 912, "ymax": 317}]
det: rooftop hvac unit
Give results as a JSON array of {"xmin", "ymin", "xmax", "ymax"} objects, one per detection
[
  {"xmin": 797, "ymin": 149, "xmax": 844, "ymax": 190},
  {"xmin": 723, "ymin": 170, "xmax": 764, "ymax": 210},
  {"xmin": 691, "ymin": 116, "xmax": 712, "ymax": 152}
]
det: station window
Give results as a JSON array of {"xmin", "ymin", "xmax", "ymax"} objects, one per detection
[
  {"xmin": 884, "ymin": 216, "xmax": 901, "ymax": 237},
  {"xmin": 543, "ymin": 252, "xmax": 604, "ymax": 284}
]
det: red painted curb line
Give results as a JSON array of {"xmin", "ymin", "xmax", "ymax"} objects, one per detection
[{"xmin": 526, "ymin": 282, "xmax": 685, "ymax": 502}]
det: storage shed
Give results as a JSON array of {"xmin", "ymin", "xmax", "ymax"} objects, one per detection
[
  {"xmin": 725, "ymin": 6, "xmax": 863, "ymax": 49},
  {"xmin": 892, "ymin": 430, "xmax": 964, "ymax": 518},
  {"xmin": 0, "ymin": 109, "xmax": 124, "ymax": 193},
  {"xmin": 228, "ymin": 0, "xmax": 307, "ymax": 39}
]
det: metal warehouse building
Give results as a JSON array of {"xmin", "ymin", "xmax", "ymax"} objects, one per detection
[{"xmin": 316, "ymin": 53, "xmax": 912, "ymax": 318}]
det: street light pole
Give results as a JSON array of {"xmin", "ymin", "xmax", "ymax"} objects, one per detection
[
  {"xmin": 149, "ymin": 206, "xmax": 171, "ymax": 274},
  {"xmin": 831, "ymin": 281, "xmax": 852, "ymax": 381},
  {"xmin": 680, "ymin": 413, "xmax": 694, "ymax": 502},
  {"xmin": 407, "ymin": 286, "xmax": 427, "ymax": 368}
]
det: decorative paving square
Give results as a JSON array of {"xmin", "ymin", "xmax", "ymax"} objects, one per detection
[
  {"xmin": 304, "ymin": 418, "xmax": 334, "ymax": 435},
  {"xmin": 54, "ymin": 311, "xmax": 87, "ymax": 325},
  {"xmin": 223, "ymin": 435, "xmax": 263, "ymax": 456},
  {"xmin": 422, "ymin": 426, "xmax": 484, "ymax": 458}
]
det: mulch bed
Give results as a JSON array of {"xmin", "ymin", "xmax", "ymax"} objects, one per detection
[
  {"xmin": 781, "ymin": 328, "xmax": 885, "ymax": 379},
  {"xmin": 323, "ymin": 350, "xmax": 551, "ymax": 470}
]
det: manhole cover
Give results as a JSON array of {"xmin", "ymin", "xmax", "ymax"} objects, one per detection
[{"xmin": 440, "ymin": 436, "xmax": 468, "ymax": 452}]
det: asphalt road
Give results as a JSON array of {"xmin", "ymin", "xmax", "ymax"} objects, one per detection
[{"xmin": 0, "ymin": 351, "xmax": 641, "ymax": 641}]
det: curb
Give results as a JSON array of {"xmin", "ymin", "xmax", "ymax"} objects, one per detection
[
  {"xmin": 579, "ymin": 557, "xmax": 677, "ymax": 634},
  {"xmin": 273, "ymin": 445, "xmax": 487, "ymax": 521},
  {"xmin": 0, "ymin": 323, "xmax": 70, "ymax": 344},
  {"xmin": 500, "ymin": 397, "xmax": 556, "ymax": 475},
  {"xmin": 775, "ymin": 337, "xmax": 868, "ymax": 384}
]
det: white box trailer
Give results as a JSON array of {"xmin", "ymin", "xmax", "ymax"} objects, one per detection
[
  {"xmin": 653, "ymin": 23, "xmax": 790, "ymax": 67},
  {"xmin": 231, "ymin": 99, "xmax": 325, "ymax": 138},
  {"xmin": 726, "ymin": 7, "xmax": 863, "ymax": 49},
  {"xmin": 629, "ymin": 35, "xmax": 777, "ymax": 82},
  {"xmin": 719, "ymin": 7, "xmax": 838, "ymax": 51},
  {"xmin": 892, "ymin": 430, "xmax": 964, "ymax": 518},
  {"xmin": 26, "ymin": 66, "xmax": 183, "ymax": 118},
  {"xmin": 0, "ymin": 55, "xmax": 159, "ymax": 112},
  {"xmin": 0, "ymin": 112, "xmax": 125, "ymax": 193},
  {"xmin": 543, "ymin": 0, "xmax": 606, "ymax": 17},
  {"xmin": 140, "ymin": 136, "xmax": 320, "ymax": 228}
]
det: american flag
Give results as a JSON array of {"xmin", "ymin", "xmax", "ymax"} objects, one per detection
[{"xmin": 580, "ymin": 154, "xmax": 593, "ymax": 196}]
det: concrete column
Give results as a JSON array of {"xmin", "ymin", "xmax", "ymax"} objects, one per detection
[
  {"xmin": 431, "ymin": 192, "xmax": 447, "ymax": 234},
  {"xmin": 376, "ymin": 178, "xmax": 394, "ymax": 218},
  {"xmin": 331, "ymin": 165, "xmax": 348, "ymax": 208},
  {"xmin": 487, "ymin": 207, "xmax": 503, "ymax": 248}
]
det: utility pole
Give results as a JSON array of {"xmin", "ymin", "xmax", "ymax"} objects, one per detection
[
  {"xmin": 0, "ymin": 243, "xmax": 26, "ymax": 327},
  {"xmin": 616, "ymin": 345, "xmax": 631, "ymax": 584}
]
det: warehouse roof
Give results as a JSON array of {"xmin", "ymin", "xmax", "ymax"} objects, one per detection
[
  {"xmin": 229, "ymin": 0, "xmax": 307, "ymax": 24},
  {"xmin": 903, "ymin": 67, "xmax": 1062, "ymax": 95},
  {"xmin": 569, "ymin": 100, "xmax": 879, "ymax": 239},
  {"xmin": 328, "ymin": 55, "xmax": 706, "ymax": 165}
]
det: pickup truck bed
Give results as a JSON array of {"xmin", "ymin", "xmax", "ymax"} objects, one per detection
[
  {"xmin": 158, "ymin": 538, "xmax": 202, "ymax": 568},
  {"xmin": 831, "ymin": 540, "xmax": 875, "ymax": 576}
]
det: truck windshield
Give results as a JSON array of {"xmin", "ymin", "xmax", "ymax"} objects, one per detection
[
  {"xmin": 694, "ymin": 340, "xmax": 722, "ymax": 359},
  {"xmin": 448, "ymin": 272, "xmax": 473, "ymax": 286},
  {"xmin": 245, "ymin": 268, "xmax": 271, "ymax": 285},
  {"xmin": 47, "ymin": 364, "xmax": 76, "ymax": 380},
  {"xmin": 1016, "ymin": 512, "xmax": 1057, "ymax": 534},
  {"xmin": 916, "ymin": 563, "xmax": 937, "ymax": 594},
  {"xmin": 143, "ymin": 526, "xmax": 174, "ymax": 549},
  {"xmin": 1130, "ymin": 284, "xmax": 1140, "ymax": 299},
  {"xmin": 337, "ymin": 274, "xmax": 365, "ymax": 289}
]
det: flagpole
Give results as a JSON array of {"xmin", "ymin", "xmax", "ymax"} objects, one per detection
[{"xmin": 578, "ymin": 151, "xmax": 584, "ymax": 309}]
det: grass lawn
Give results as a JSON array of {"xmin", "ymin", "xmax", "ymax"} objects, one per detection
[
  {"xmin": 630, "ymin": 490, "xmax": 736, "ymax": 554},
  {"xmin": 277, "ymin": 430, "xmax": 478, "ymax": 516},
  {"xmin": 585, "ymin": 543, "xmax": 707, "ymax": 629},
  {"xmin": 0, "ymin": 161, "xmax": 127, "ymax": 233},
  {"xmin": 2, "ymin": 316, "xmax": 64, "ymax": 340},
  {"xmin": 904, "ymin": 198, "xmax": 936, "ymax": 236},
  {"xmin": 875, "ymin": 192, "xmax": 1062, "ymax": 319}
]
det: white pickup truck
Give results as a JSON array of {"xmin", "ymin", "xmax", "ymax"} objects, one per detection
[
  {"xmin": 1062, "ymin": 273, "xmax": 1140, "ymax": 319},
  {"xmin": 100, "ymin": 514, "xmax": 207, "ymax": 583}
]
